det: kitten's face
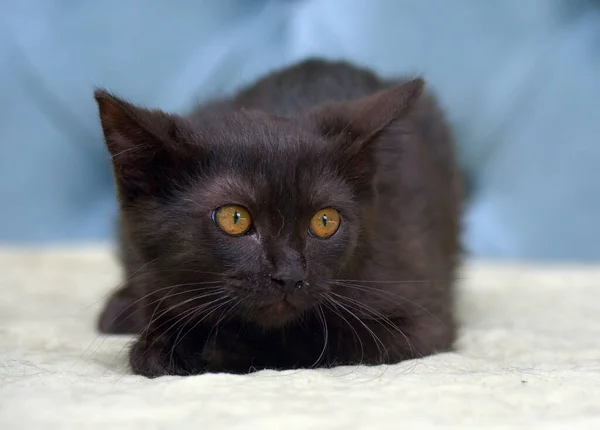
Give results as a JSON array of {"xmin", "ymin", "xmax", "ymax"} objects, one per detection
[
  {"xmin": 95, "ymin": 79, "xmax": 423, "ymax": 327},
  {"xmin": 138, "ymin": 119, "xmax": 361, "ymax": 327}
]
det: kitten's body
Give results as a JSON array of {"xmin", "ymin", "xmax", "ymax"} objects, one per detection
[{"xmin": 96, "ymin": 59, "xmax": 461, "ymax": 377}]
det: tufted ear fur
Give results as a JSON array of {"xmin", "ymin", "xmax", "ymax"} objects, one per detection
[{"xmin": 94, "ymin": 90, "xmax": 202, "ymax": 202}]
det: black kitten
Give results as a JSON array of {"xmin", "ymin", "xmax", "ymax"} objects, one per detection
[{"xmin": 95, "ymin": 59, "xmax": 462, "ymax": 377}]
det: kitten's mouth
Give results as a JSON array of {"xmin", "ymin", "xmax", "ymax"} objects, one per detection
[
  {"xmin": 251, "ymin": 295, "xmax": 308, "ymax": 327},
  {"xmin": 274, "ymin": 296, "xmax": 297, "ymax": 312},
  {"xmin": 260, "ymin": 296, "xmax": 297, "ymax": 313}
]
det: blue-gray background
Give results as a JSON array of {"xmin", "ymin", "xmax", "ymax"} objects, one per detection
[{"xmin": 1, "ymin": 0, "xmax": 599, "ymax": 261}]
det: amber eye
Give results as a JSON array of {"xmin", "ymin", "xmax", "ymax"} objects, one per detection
[
  {"xmin": 309, "ymin": 208, "xmax": 341, "ymax": 238},
  {"xmin": 212, "ymin": 205, "xmax": 252, "ymax": 236}
]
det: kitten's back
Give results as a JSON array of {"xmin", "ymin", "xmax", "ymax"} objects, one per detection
[{"xmin": 231, "ymin": 59, "xmax": 389, "ymax": 116}]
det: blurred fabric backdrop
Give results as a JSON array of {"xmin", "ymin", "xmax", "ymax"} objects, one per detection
[{"xmin": 1, "ymin": 0, "xmax": 599, "ymax": 261}]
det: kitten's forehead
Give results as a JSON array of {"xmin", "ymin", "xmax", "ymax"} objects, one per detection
[
  {"xmin": 200, "ymin": 159, "xmax": 353, "ymax": 211},
  {"xmin": 211, "ymin": 111, "xmax": 315, "ymax": 155},
  {"xmin": 189, "ymin": 110, "xmax": 356, "ymax": 213}
]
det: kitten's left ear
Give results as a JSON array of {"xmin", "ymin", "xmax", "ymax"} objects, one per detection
[{"xmin": 309, "ymin": 77, "xmax": 425, "ymax": 158}]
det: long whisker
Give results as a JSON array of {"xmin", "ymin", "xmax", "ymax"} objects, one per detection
[
  {"xmin": 78, "ymin": 283, "xmax": 224, "ymax": 367},
  {"xmin": 155, "ymin": 300, "xmax": 226, "ymax": 344},
  {"xmin": 126, "ymin": 268, "xmax": 227, "ymax": 278},
  {"xmin": 144, "ymin": 296, "xmax": 230, "ymax": 355},
  {"xmin": 78, "ymin": 258, "xmax": 160, "ymax": 312},
  {"xmin": 99, "ymin": 290, "xmax": 229, "ymax": 370},
  {"xmin": 145, "ymin": 293, "xmax": 229, "ymax": 337},
  {"xmin": 104, "ymin": 282, "xmax": 225, "ymax": 332},
  {"xmin": 330, "ymin": 280, "xmax": 443, "ymax": 324},
  {"xmin": 334, "ymin": 279, "xmax": 436, "ymax": 284},
  {"xmin": 310, "ymin": 305, "xmax": 329, "ymax": 369},
  {"xmin": 322, "ymin": 293, "xmax": 388, "ymax": 362},
  {"xmin": 199, "ymin": 298, "xmax": 244, "ymax": 363},
  {"xmin": 213, "ymin": 298, "xmax": 242, "ymax": 329},
  {"xmin": 328, "ymin": 291, "xmax": 416, "ymax": 359},
  {"xmin": 319, "ymin": 294, "xmax": 365, "ymax": 366},
  {"xmin": 82, "ymin": 266, "xmax": 227, "ymax": 312},
  {"xmin": 141, "ymin": 289, "xmax": 190, "ymax": 339},
  {"xmin": 168, "ymin": 298, "xmax": 236, "ymax": 367},
  {"xmin": 138, "ymin": 286, "xmax": 224, "ymax": 324},
  {"xmin": 330, "ymin": 292, "xmax": 395, "ymax": 333}
]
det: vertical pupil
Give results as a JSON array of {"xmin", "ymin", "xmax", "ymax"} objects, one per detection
[
  {"xmin": 233, "ymin": 211, "xmax": 240, "ymax": 224},
  {"xmin": 321, "ymin": 213, "xmax": 328, "ymax": 227}
]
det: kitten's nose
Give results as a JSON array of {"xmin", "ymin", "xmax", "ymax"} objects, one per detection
[{"xmin": 271, "ymin": 274, "xmax": 305, "ymax": 293}]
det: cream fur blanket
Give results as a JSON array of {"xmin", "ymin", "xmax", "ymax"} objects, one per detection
[{"xmin": 1, "ymin": 247, "xmax": 600, "ymax": 429}]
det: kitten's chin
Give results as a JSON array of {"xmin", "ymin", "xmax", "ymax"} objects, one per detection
[{"xmin": 247, "ymin": 298, "xmax": 310, "ymax": 328}]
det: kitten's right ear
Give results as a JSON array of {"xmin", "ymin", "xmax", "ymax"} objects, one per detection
[
  {"xmin": 94, "ymin": 90, "xmax": 197, "ymax": 200},
  {"xmin": 95, "ymin": 90, "xmax": 162, "ymax": 157},
  {"xmin": 305, "ymin": 79, "xmax": 424, "ymax": 193}
]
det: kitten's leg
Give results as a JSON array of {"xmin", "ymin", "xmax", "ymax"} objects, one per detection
[
  {"xmin": 97, "ymin": 285, "xmax": 142, "ymax": 334},
  {"xmin": 129, "ymin": 324, "xmax": 256, "ymax": 377},
  {"xmin": 404, "ymin": 315, "xmax": 456, "ymax": 358},
  {"xmin": 332, "ymin": 315, "xmax": 455, "ymax": 366},
  {"xmin": 129, "ymin": 334, "xmax": 208, "ymax": 377},
  {"xmin": 199, "ymin": 328, "xmax": 261, "ymax": 374}
]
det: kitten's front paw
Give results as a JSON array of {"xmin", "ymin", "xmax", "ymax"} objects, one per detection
[
  {"xmin": 129, "ymin": 336, "xmax": 208, "ymax": 377},
  {"xmin": 200, "ymin": 331, "xmax": 256, "ymax": 374}
]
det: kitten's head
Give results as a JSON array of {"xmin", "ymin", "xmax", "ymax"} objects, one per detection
[{"xmin": 95, "ymin": 79, "xmax": 423, "ymax": 328}]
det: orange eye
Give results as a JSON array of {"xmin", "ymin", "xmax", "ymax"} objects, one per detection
[
  {"xmin": 309, "ymin": 208, "xmax": 341, "ymax": 238},
  {"xmin": 213, "ymin": 205, "xmax": 252, "ymax": 236}
]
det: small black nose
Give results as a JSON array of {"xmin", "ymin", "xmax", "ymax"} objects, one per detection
[{"xmin": 271, "ymin": 275, "xmax": 305, "ymax": 293}]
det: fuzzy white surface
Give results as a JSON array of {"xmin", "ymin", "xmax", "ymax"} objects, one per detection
[{"xmin": 1, "ymin": 247, "xmax": 599, "ymax": 429}]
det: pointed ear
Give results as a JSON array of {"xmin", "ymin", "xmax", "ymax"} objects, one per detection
[
  {"xmin": 306, "ymin": 78, "xmax": 425, "ymax": 193},
  {"xmin": 311, "ymin": 78, "xmax": 424, "ymax": 155},
  {"xmin": 94, "ymin": 90, "xmax": 198, "ymax": 201}
]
